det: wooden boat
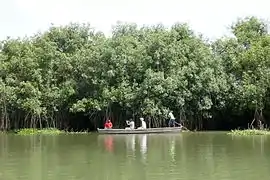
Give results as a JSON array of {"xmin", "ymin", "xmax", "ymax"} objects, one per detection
[{"xmin": 97, "ymin": 127, "xmax": 182, "ymax": 134}]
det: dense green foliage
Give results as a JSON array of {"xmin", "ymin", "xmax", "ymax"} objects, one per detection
[{"xmin": 1, "ymin": 16, "xmax": 270, "ymax": 131}]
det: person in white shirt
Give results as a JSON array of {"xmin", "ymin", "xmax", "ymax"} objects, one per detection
[
  {"xmin": 138, "ymin": 117, "xmax": 147, "ymax": 129},
  {"xmin": 168, "ymin": 111, "xmax": 183, "ymax": 127},
  {"xmin": 125, "ymin": 120, "xmax": 135, "ymax": 130},
  {"xmin": 168, "ymin": 111, "xmax": 176, "ymax": 127}
]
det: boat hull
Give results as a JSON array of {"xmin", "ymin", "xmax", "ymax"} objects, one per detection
[{"xmin": 97, "ymin": 127, "xmax": 182, "ymax": 134}]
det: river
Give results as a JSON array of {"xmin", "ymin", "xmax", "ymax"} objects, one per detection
[{"xmin": 0, "ymin": 132, "xmax": 269, "ymax": 180}]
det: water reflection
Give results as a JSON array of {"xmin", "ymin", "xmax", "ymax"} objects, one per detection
[
  {"xmin": 1, "ymin": 133, "xmax": 270, "ymax": 180},
  {"xmin": 99, "ymin": 134, "xmax": 149, "ymax": 160},
  {"xmin": 125, "ymin": 134, "xmax": 136, "ymax": 156},
  {"xmin": 104, "ymin": 135, "xmax": 114, "ymax": 152},
  {"xmin": 138, "ymin": 134, "xmax": 147, "ymax": 162},
  {"xmin": 168, "ymin": 135, "xmax": 176, "ymax": 163},
  {"xmin": 98, "ymin": 134, "xmax": 186, "ymax": 168},
  {"xmin": 229, "ymin": 134, "xmax": 269, "ymax": 155}
]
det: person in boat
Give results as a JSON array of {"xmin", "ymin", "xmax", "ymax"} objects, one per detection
[
  {"xmin": 125, "ymin": 119, "xmax": 135, "ymax": 130},
  {"xmin": 168, "ymin": 111, "xmax": 176, "ymax": 127},
  {"xmin": 104, "ymin": 119, "xmax": 113, "ymax": 129},
  {"xmin": 137, "ymin": 117, "xmax": 147, "ymax": 129},
  {"xmin": 168, "ymin": 111, "xmax": 182, "ymax": 127}
]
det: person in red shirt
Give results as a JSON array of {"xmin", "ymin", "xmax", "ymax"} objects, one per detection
[{"xmin": 104, "ymin": 119, "xmax": 113, "ymax": 129}]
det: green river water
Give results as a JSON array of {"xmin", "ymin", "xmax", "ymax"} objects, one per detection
[{"xmin": 0, "ymin": 132, "xmax": 270, "ymax": 180}]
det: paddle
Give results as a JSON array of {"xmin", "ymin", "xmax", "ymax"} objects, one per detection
[
  {"xmin": 174, "ymin": 121, "xmax": 190, "ymax": 131},
  {"xmin": 181, "ymin": 125, "xmax": 190, "ymax": 131}
]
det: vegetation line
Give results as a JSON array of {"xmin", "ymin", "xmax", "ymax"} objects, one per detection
[
  {"xmin": 228, "ymin": 129, "xmax": 270, "ymax": 136},
  {"xmin": 1, "ymin": 16, "xmax": 270, "ymax": 131},
  {"xmin": 13, "ymin": 128, "xmax": 90, "ymax": 135}
]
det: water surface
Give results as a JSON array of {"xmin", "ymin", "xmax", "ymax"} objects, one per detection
[{"xmin": 0, "ymin": 132, "xmax": 270, "ymax": 180}]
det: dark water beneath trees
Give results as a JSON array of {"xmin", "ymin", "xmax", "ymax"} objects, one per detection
[{"xmin": 0, "ymin": 132, "xmax": 270, "ymax": 180}]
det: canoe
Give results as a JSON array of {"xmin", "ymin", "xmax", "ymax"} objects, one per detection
[{"xmin": 97, "ymin": 127, "xmax": 182, "ymax": 134}]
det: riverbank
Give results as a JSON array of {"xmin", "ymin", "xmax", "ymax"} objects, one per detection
[
  {"xmin": 1, "ymin": 128, "xmax": 270, "ymax": 136},
  {"xmin": 11, "ymin": 128, "xmax": 90, "ymax": 135},
  {"xmin": 227, "ymin": 129, "xmax": 270, "ymax": 136}
]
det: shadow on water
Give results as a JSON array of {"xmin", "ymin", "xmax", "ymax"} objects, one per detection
[{"xmin": 0, "ymin": 132, "xmax": 270, "ymax": 180}]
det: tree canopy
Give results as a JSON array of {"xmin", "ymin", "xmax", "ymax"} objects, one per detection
[{"xmin": 1, "ymin": 16, "xmax": 270, "ymax": 131}]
